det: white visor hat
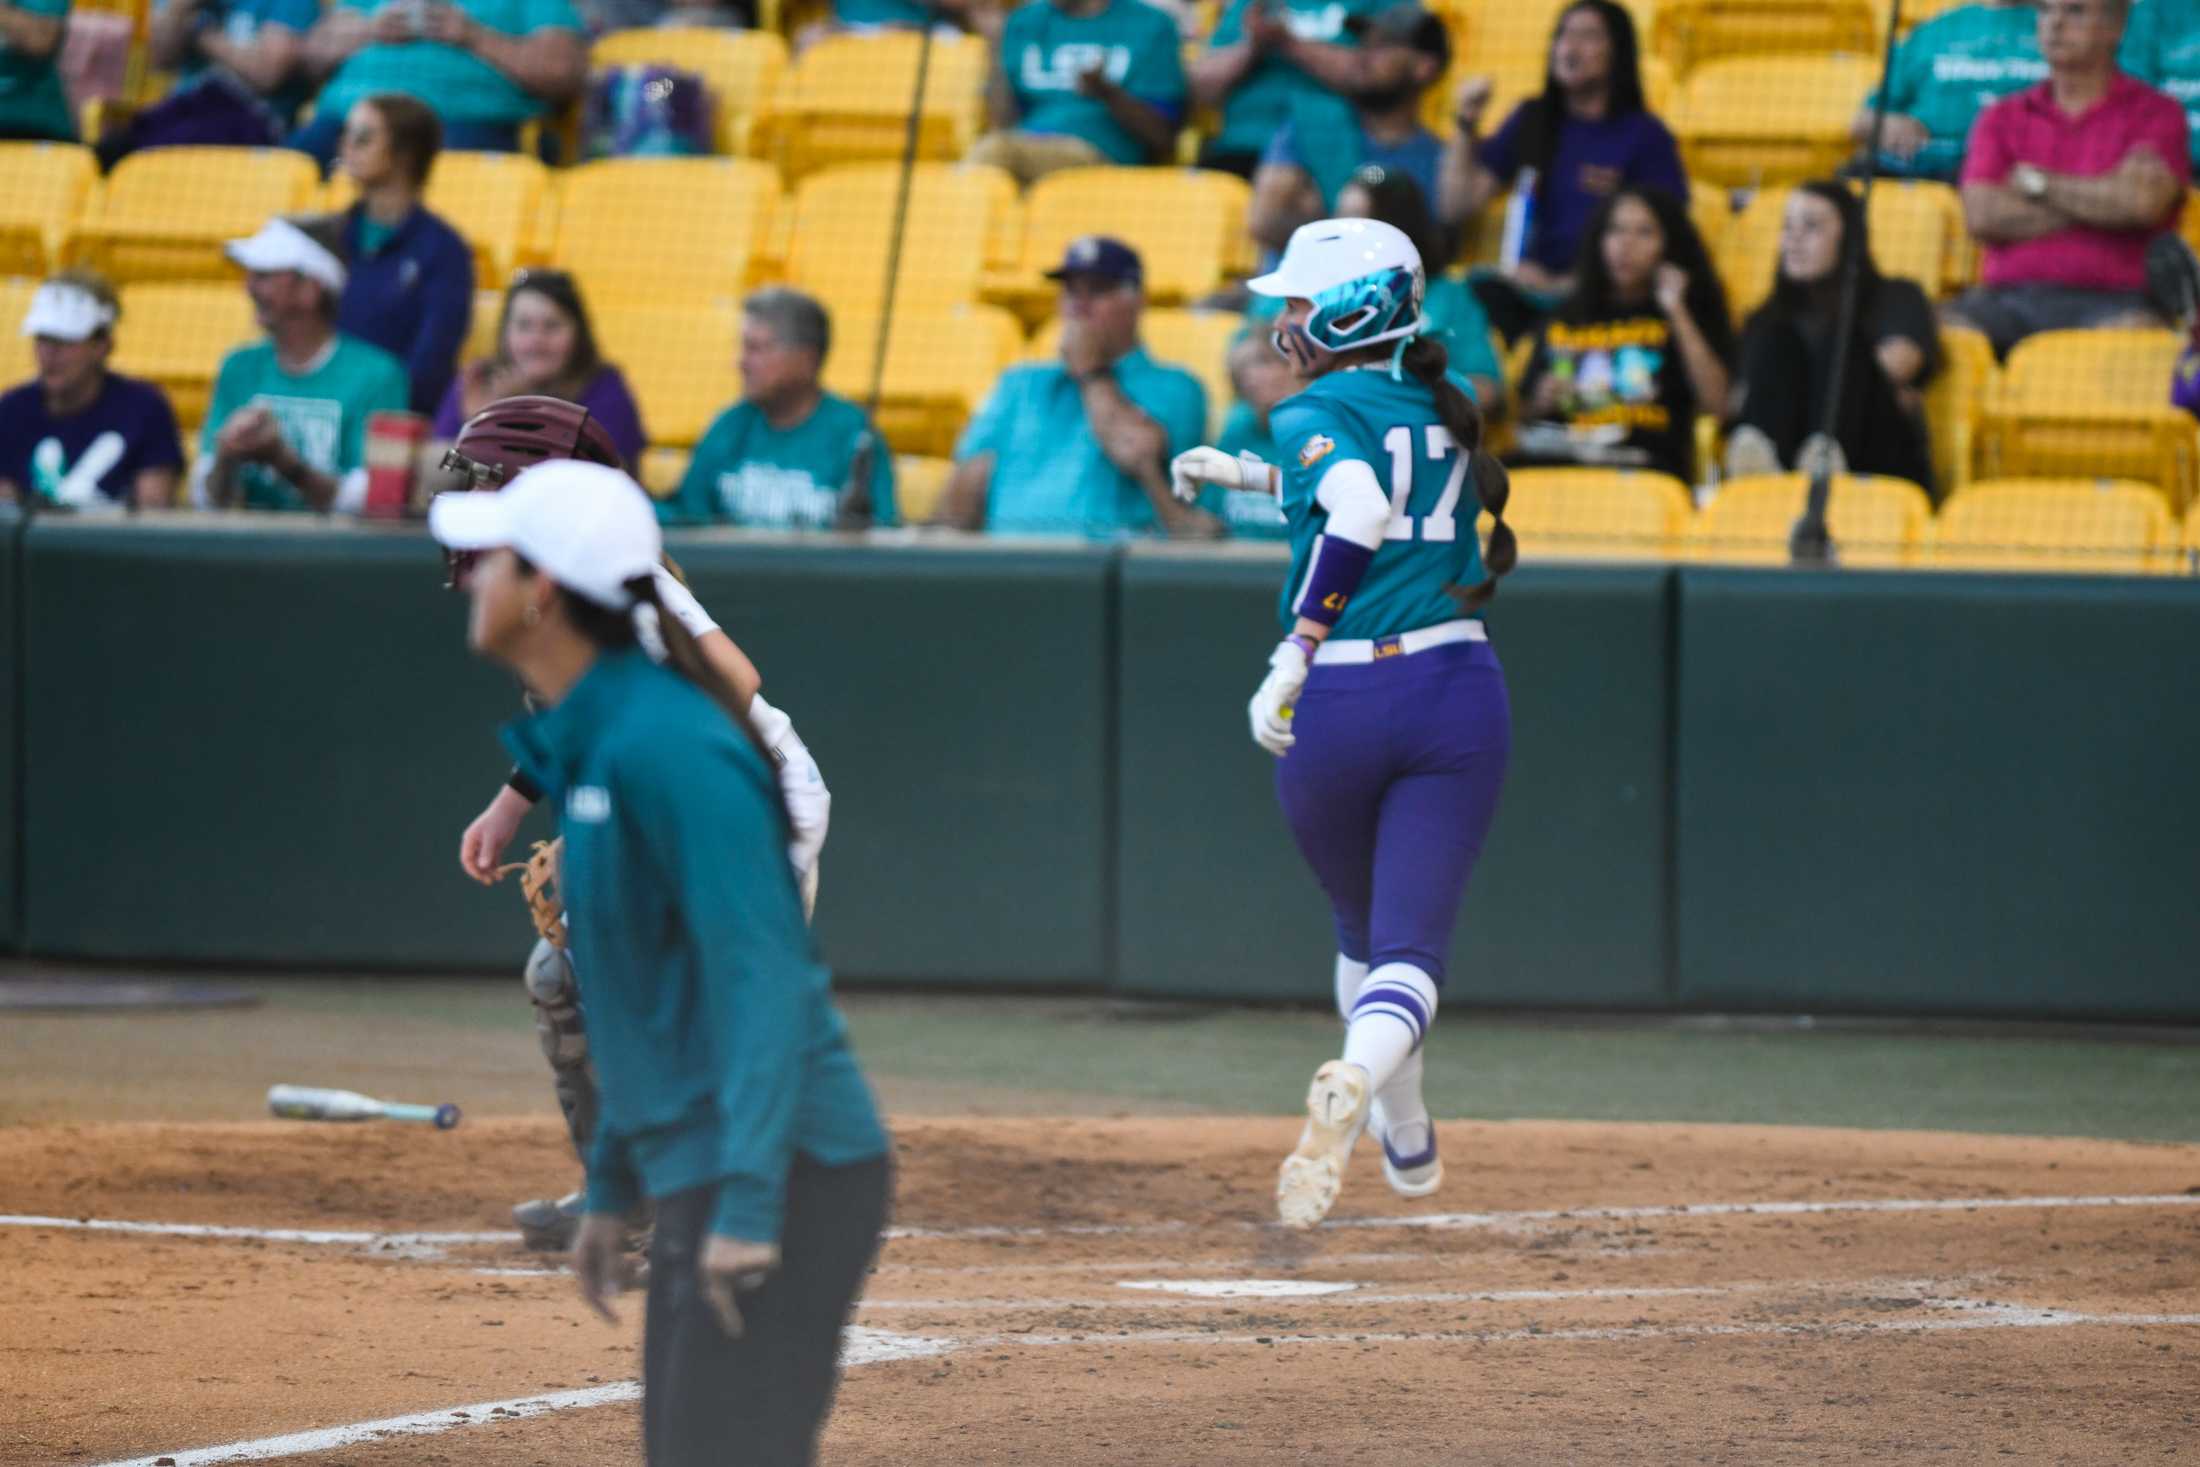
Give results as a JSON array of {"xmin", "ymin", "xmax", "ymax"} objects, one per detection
[
  {"xmin": 225, "ymin": 217, "xmax": 348, "ymax": 294},
  {"xmin": 22, "ymin": 282, "xmax": 116, "ymax": 342},
  {"xmin": 429, "ymin": 461, "xmax": 663, "ymax": 610}
]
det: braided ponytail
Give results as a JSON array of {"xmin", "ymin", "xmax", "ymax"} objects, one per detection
[{"xmin": 1399, "ymin": 335, "xmax": 1517, "ymax": 609}]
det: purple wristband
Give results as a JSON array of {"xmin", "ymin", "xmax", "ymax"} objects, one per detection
[
  {"xmin": 1286, "ymin": 633, "xmax": 1320, "ymax": 662},
  {"xmin": 1291, "ymin": 533, "xmax": 1376, "ymax": 627}
]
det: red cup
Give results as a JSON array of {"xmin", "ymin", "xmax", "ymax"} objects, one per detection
[{"xmin": 364, "ymin": 411, "xmax": 430, "ymax": 519}]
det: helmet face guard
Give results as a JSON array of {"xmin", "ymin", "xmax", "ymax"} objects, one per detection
[{"xmin": 441, "ymin": 396, "xmax": 622, "ymax": 588}]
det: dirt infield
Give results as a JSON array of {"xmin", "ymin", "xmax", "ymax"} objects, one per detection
[{"xmin": 7, "ymin": 1115, "xmax": 2199, "ymax": 1466}]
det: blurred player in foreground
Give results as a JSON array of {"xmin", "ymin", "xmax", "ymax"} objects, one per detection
[
  {"xmin": 442, "ymin": 396, "xmax": 832, "ymax": 1251},
  {"xmin": 432, "ymin": 461, "xmax": 891, "ymax": 1467},
  {"xmin": 1171, "ymin": 218, "xmax": 1517, "ymax": 1229}
]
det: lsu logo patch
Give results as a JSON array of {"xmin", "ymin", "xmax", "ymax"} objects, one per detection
[
  {"xmin": 1297, "ymin": 434, "xmax": 1336, "ymax": 469},
  {"xmin": 1321, "ymin": 592, "xmax": 1349, "ymax": 612},
  {"xmin": 566, "ymin": 786, "xmax": 613, "ymax": 823}
]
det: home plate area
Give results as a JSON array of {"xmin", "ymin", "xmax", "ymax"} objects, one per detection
[{"xmin": 10, "ymin": 1115, "xmax": 2200, "ymax": 1466}]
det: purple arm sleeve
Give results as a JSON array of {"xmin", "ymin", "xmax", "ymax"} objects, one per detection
[
  {"xmin": 431, "ymin": 377, "xmax": 464, "ymax": 439},
  {"xmin": 1290, "ymin": 533, "xmax": 1378, "ymax": 626}
]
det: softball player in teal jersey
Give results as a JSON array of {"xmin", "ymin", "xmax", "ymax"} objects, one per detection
[{"xmin": 1173, "ymin": 218, "xmax": 1519, "ymax": 1230}]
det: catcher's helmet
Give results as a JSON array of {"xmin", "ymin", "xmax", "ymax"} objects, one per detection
[{"xmin": 441, "ymin": 396, "xmax": 623, "ymax": 586}]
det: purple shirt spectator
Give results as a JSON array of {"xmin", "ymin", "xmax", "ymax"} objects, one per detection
[
  {"xmin": 2174, "ymin": 341, "xmax": 2200, "ymax": 418},
  {"xmin": 1476, "ymin": 105, "xmax": 1688, "ymax": 275},
  {"xmin": 0, "ymin": 373, "xmax": 182, "ymax": 506},
  {"xmin": 1961, "ymin": 73, "xmax": 2191, "ymax": 291},
  {"xmin": 431, "ymin": 364, "xmax": 647, "ymax": 470}
]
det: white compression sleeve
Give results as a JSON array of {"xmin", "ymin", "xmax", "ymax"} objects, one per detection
[{"xmin": 1314, "ymin": 458, "xmax": 1389, "ymax": 550}]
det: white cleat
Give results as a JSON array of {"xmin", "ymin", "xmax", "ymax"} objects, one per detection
[
  {"xmin": 1276, "ymin": 1061, "xmax": 1371, "ymax": 1230},
  {"xmin": 1378, "ymin": 1117, "xmax": 1443, "ymax": 1199}
]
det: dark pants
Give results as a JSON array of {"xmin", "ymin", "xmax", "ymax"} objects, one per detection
[
  {"xmin": 644, "ymin": 1153, "xmax": 892, "ymax": 1467},
  {"xmin": 1275, "ymin": 640, "xmax": 1512, "ymax": 985},
  {"xmin": 1195, "ymin": 144, "xmax": 1261, "ymax": 181}
]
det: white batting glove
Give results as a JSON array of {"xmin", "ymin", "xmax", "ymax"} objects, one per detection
[
  {"xmin": 1248, "ymin": 637, "xmax": 1311, "ymax": 756},
  {"xmin": 1168, "ymin": 445, "xmax": 1278, "ymax": 504},
  {"xmin": 749, "ymin": 694, "xmax": 832, "ymax": 897}
]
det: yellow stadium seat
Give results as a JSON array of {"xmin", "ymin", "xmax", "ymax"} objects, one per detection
[
  {"xmin": 67, "ymin": 147, "xmax": 320, "ymax": 285},
  {"xmin": 2184, "ymin": 191, "xmax": 2200, "ymax": 257},
  {"xmin": 1926, "ymin": 323, "xmax": 1994, "ymax": 498},
  {"xmin": 820, "ymin": 304, "xmax": 1023, "ymax": 458},
  {"xmin": 786, "ymin": 163, "xmax": 997, "ymax": 315},
  {"xmin": 1653, "ymin": 0, "xmax": 1876, "ymax": 75},
  {"xmin": 969, "ymin": 163, "xmax": 1023, "ymax": 281},
  {"xmin": 0, "ymin": 142, "xmax": 96, "ymax": 277},
  {"xmin": 594, "ymin": 300, "xmax": 742, "ymax": 450},
  {"xmin": 591, "ymin": 28, "xmax": 789, "ymax": 156},
  {"xmin": 1717, "ymin": 180, "xmax": 1955, "ymax": 311},
  {"xmin": 1975, "ymin": 329, "xmax": 2196, "ymax": 511},
  {"xmin": 1675, "ymin": 55, "xmax": 1877, "ymax": 189},
  {"xmin": 894, "ymin": 453, "xmax": 953, "ymax": 525},
  {"xmin": 1499, "ymin": 467, "xmax": 1695, "ymax": 561},
  {"xmin": 323, "ymin": 151, "xmax": 553, "ymax": 287},
  {"xmin": 1687, "ymin": 472, "xmax": 1930, "ymax": 566},
  {"xmin": 1925, "ymin": 478, "xmax": 2174, "ymax": 575},
  {"xmin": 763, "ymin": 32, "xmax": 988, "ymax": 180},
  {"xmin": 0, "ymin": 278, "xmax": 36, "ymax": 386},
  {"xmin": 553, "ymin": 158, "xmax": 780, "ymax": 308},
  {"xmin": 639, "ymin": 446, "xmax": 690, "ymax": 498},
  {"xmin": 1449, "ymin": 0, "xmax": 1570, "ymax": 136},
  {"xmin": 994, "ymin": 167, "xmax": 1248, "ymax": 316},
  {"xmin": 111, "ymin": 283, "xmax": 261, "ymax": 434},
  {"xmin": 461, "ymin": 287, "xmax": 505, "ymax": 369},
  {"xmin": 1028, "ymin": 307, "xmax": 1242, "ymax": 437}
]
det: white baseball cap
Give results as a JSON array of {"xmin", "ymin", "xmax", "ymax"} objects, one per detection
[
  {"xmin": 21, "ymin": 281, "xmax": 116, "ymax": 342},
  {"xmin": 429, "ymin": 461, "xmax": 663, "ymax": 610},
  {"xmin": 225, "ymin": 217, "xmax": 348, "ymax": 293}
]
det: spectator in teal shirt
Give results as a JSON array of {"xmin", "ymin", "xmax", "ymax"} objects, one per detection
[
  {"xmin": 2121, "ymin": 0, "xmax": 2200, "ymax": 168},
  {"xmin": 431, "ymin": 461, "xmax": 890, "ymax": 1466},
  {"xmin": 660, "ymin": 289, "xmax": 898, "ymax": 531},
  {"xmin": 1209, "ymin": 332, "xmax": 1292, "ymax": 536},
  {"xmin": 1853, "ymin": 0, "xmax": 2046, "ymax": 180},
  {"xmin": 1191, "ymin": 0, "xmax": 1392, "ymax": 178},
  {"xmin": 194, "ymin": 216, "xmax": 412, "ymax": 512},
  {"xmin": 0, "ymin": 0, "xmax": 74, "ymax": 141},
  {"xmin": 1249, "ymin": 4, "xmax": 1449, "ymax": 254},
  {"xmin": 295, "ymin": 0, "xmax": 587, "ymax": 162},
  {"xmin": 942, "ymin": 236, "xmax": 1218, "ymax": 537},
  {"xmin": 967, "ymin": 0, "xmax": 1186, "ymax": 183},
  {"xmin": 147, "ymin": 0, "xmax": 322, "ymax": 128}
]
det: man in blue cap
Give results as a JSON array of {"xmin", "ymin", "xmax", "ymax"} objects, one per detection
[{"xmin": 941, "ymin": 236, "xmax": 1219, "ymax": 538}]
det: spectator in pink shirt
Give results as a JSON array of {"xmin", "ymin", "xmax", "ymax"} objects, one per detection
[{"xmin": 1947, "ymin": 0, "xmax": 2189, "ymax": 356}]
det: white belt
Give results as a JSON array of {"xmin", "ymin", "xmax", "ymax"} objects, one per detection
[{"xmin": 1313, "ymin": 619, "xmax": 1487, "ymax": 665}]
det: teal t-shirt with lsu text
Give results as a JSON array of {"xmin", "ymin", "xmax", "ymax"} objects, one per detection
[
  {"xmin": 957, "ymin": 345, "xmax": 1206, "ymax": 536},
  {"xmin": 2121, "ymin": 0, "xmax": 2200, "ymax": 168},
  {"xmin": 661, "ymin": 393, "xmax": 898, "ymax": 529},
  {"xmin": 319, "ymin": 0, "xmax": 584, "ymax": 126},
  {"xmin": 0, "ymin": 0, "xmax": 75, "ymax": 140},
  {"xmin": 1204, "ymin": 0, "xmax": 1388, "ymax": 156},
  {"xmin": 1869, "ymin": 2, "xmax": 2046, "ymax": 177},
  {"xmin": 1000, "ymin": 0, "xmax": 1186, "ymax": 164},
  {"xmin": 199, "ymin": 335, "xmax": 411, "ymax": 511},
  {"xmin": 1272, "ymin": 366, "xmax": 1487, "ymax": 639}
]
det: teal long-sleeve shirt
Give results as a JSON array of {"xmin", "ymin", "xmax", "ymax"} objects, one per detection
[{"xmin": 501, "ymin": 649, "xmax": 888, "ymax": 1243}]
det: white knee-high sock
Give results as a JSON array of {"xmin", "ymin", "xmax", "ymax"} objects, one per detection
[
  {"xmin": 1333, "ymin": 954, "xmax": 1370, "ymax": 1024},
  {"xmin": 1340, "ymin": 963, "xmax": 1438, "ymax": 1097},
  {"xmin": 1374, "ymin": 1046, "xmax": 1431, "ymax": 1155}
]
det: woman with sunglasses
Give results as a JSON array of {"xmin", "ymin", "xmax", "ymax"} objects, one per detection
[{"xmin": 432, "ymin": 269, "xmax": 645, "ymax": 470}]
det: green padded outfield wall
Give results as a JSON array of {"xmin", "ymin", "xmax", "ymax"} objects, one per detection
[
  {"xmin": 0, "ymin": 506, "xmax": 20, "ymax": 950},
  {"xmin": 1114, "ymin": 549, "xmax": 1675, "ymax": 1006},
  {"xmin": 18, "ymin": 521, "xmax": 1113, "ymax": 984},
  {"xmin": 658, "ymin": 534, "xmax": 1115, "ymax": 985},
  {"xmin": 22, "ymin": 518, "xmax": 544, "ymax": 966},
  {"xmin": 1674, "ymin": 569, "xmax": 2200, "ymax": 1018}
]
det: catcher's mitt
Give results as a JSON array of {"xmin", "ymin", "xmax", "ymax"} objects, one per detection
[{"xmin": 496, "ymin": 837, "xmax": 567, "ymax": 949}]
